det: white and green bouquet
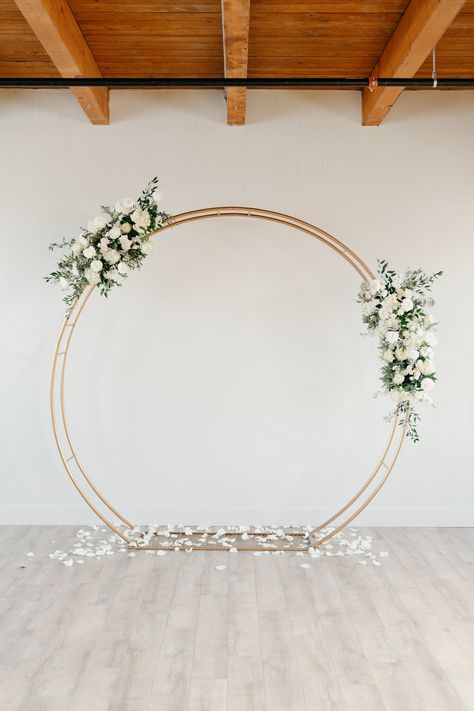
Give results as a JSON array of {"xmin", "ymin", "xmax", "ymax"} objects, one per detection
[
  {"xmin": 358, "ymin": 260, "xmax": 442, "ymax": 441},
  {"xmin": 46, "ymin": 177, "xmax": 169, "ymax": 308}
]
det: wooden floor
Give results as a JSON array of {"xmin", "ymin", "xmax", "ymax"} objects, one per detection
[{"xmin": 0, "ymin": 527, "xmax": 473, "ymax": 711}]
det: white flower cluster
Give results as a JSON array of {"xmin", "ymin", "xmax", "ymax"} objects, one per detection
[
  {"xmin": 46, "ymin": 178, "xmax": 169, "ymax": 308},
  {"xmin": 358, "ymin": 260, "xmax": 441, "ymax": 441}
]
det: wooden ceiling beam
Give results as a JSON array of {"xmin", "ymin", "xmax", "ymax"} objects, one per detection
[
  {"xmin": 14, "ymin": 0, "xmax": 109, "ymax": 124},
  {"xmin": 221, "ymin": 0, "xmax": 251, "ymax": 126},
  {"xmin": 362, "ymin": 0, "xmax": 467, "ymax": 126}
]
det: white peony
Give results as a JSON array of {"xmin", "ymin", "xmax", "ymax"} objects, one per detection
[
  {"xmin": 87, "ymin": 214, "xmax": 108, "ymax": 233},
  {"xmin": 84, "ymin": 267, "xmax": 100, "ymax": 285},
  {"xmin": 407, "ymin": 349, "xmax": 419, "ymax": 361},
  {"xmin": 421, "ymin": 377, "xmax": 434, "ymax": 391},
  {"xmin": 118, "ymin": 262, "xmax": 129, "ymax": 275},
  {"xmin": 120, "ymin": 222, "xmax": 132, "ymax": 234},
  {"xmin": 103, "ymin": 249, "xmax": 120, "ymax": 265},
  {"xmin": 115, "ymin": 198, "xmax": 135, "ymax": 214},
  {"xmin": 131, "ymin": 208, "xmax": 151, "ymax": 230},
  {"xmin": 382, "ymin": 350, "xmax": 394, "ymax": 363},
  {"xmin": 107, "ymin": 224, "xmax": 121, "ymax": 239},
  {"xmin": 141, "ymin": 240, "xmax": 153, "ymax": 255},
  {"xmin": 392, "ymin": 373, "xmax": 405, "ymax": 385},
  {"xmin": 90, "ymin": 259, "xmax": 103, "ymax": 273},
  {"xmin": 119, "ymin": 236, "xmax": 132, "ymax": 252},
  {"xmin": 386, "ymin": 331, "xmax": 399, "ymax": 344},
  {"xmin": 83, "ymin": 246, "xmax": 96, "ymax": 259},
  {"xmin": 99, "ymin": 237, "xmax": 109, "ymax": 253},
  {"xmin": 395, "ymin": 347, "xmax": 408, "ymax": 361}
]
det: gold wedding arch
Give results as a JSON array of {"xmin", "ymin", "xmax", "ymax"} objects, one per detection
[{"xmin": 50, "ymin": 207, "xmax": 407, "ymax": 552}]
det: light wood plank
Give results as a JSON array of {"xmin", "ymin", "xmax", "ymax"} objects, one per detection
[
  {"xmin": 221, "ymin": 0, "xmax": 251, "ymax": 125},
  {"xmin": 13, "ymin": 0, "xmax": 109, "ymax": 124},
  {"xmin": 362, "ymin": 0, "xmax": 468, "ymax": 126}
]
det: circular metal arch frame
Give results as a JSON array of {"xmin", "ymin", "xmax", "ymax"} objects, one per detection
[{"xmin": 50, "ymin": 206, "xmax": 407, "ymax": 550}]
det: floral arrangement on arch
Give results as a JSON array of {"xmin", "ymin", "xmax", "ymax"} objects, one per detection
[
  {"xmin": 358, "ymin": 260, "xmax": 442, "ymax": 442},
  {"xmin": 46, "ymin": 178, "xmax": 169, "ymax": 308}
]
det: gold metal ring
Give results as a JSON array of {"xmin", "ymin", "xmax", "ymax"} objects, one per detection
[{"xmin": 50, "ymin": 207, "xmax": 405, "ymax": 550}]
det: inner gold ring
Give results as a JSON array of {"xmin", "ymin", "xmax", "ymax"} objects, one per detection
[{"xmin": 50, "ymin": 206, "xmax": 406, "ymax": 551}]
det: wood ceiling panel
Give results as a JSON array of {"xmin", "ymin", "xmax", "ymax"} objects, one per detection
[{"xmin": 0, "ymin": 0, "xmax": 473, "ymax": 82}]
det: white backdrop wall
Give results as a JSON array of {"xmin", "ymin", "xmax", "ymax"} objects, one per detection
[{"xmin": 1, "ymin": 89, "xmax": 473, "ymax": 526}]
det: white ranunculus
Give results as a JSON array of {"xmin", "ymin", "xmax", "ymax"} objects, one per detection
[
  {"xmin": 59, "ymin": 276, "xmax": 68, "ymax": 289},
  {"xmin": 119, "ymin": 236, "xmax": 132, "ymax": 252},
  {"xmin": 141, "ymin": 240, "xmax": 153, "ymax": 255},
  {"xmin": 421, "ymin": 377, "xmax": 434, "ymax": 391},
  {"xmin": 87, "ymin": 214, "xmax": 108, "ymax": 233},
  {"xmin": 90, "ymin": 259, "xmax": 103, "ymax": 273},
  {"xmin": 392, "ymin": 373, "xmax": 405, "ymax": 385},
  {"xmin": 83, "ymin": 246, "xmax": 96, "ymax": 259},
  {"xmin": 115, "ymin": 198, "xmax": 135, "ymax": 214},
  {"xmin": 103, "ymin": 249, "xmax": 120, "ymax": 265},
  {"xmin": 107, "ymin": 224, "xmax": 121, "ymax": 239},
  {"xmin": 131, "ymin": 208, "xmax": 151, "ymax": 230},
  {"xmin": 118, "ymin": 262, "xmax": 129, "ymax": 275},
  {"xmin": 382, "ymin": 350, "xmax": 394, "ymax": 363},
  {"xmin": 84, "ymin": 267, "xmax": 100, "ymax": 285},
  {"xmin": 386, "ymin": 331, "xmax": 399, "ymax": 344},
  {"xmin": 120, "ymin": 222, "xmax": 132, "ymax": 234}
]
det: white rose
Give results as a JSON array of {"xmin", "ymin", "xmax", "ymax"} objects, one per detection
[
  {"xmin": 421, "ymin": 377, "xmax": 434, "ymax": 391},
  {"xmin": 115, "ymin": 198, "xmax": 135, "ymax": 214},
  {"xmin": 84, "ymin": 267, "xmax": 100, "ymax": 285},
  {"xmin": 395, "ymin": 347, "xmax": 407, "ymax": 361},
  {"xmin": 90, "ymin": 259, "xmax": 103, "ymax": 273},
  {"xmin": 59, "ymin": 276, "xmax": 68, "ymax": 289},
  {"xmin": 105, "ymin": 269, "xmax": 119, "ymax": 282},
  {"xmin": 83, "ymin": 246, "xmax": 96, "ymax": 259},
  {"xmin": 392, "ymin": 373, "xmax": 405, "ymax": 385},
  {"xmin": 131, "ymin": 208, "xmax": 151, "ymax": 230},
  {"xmin": 368, "ymin": 279, "xmax": 381, "ymax": 294},
  {"xmin": 118, "ymin": 262, "xmax": 129, "ymax": 275},
  {"xmin": 107, "ymin": 224, "xmax": 121, "ymax": 239},
  {"xmin": 119, "ymin": 236, "xmax": 132, "ymax": 252},
  {"xmin": 87, "ymin": 214, "xmax": 108, "ymax": 233},
  {"xmin": 386, "ymin": 331, "xmax": 399, "ymax": 344},
  {"xmin": 120, "ymin": 222, "xmax": 132, "ymax": 234},
  {"xmin": 382, "ymin": 350, "xmax": 394, "ymax": 363},
  {"xmin": 407, "ymin": 349, "xmax": 419, "ymax": 361},
  {"xmin": 141, "ymin": 240, "xmax": 153, "ymax": 255},
  {"xmin": 422, "ymin": 360, "xmax": 435, "ymax": 375},
  {"xmin": 401, "ymin": 298, "xmax": 414, "ymax": 312},
  {"xmin": 412, "ymin": 369, "xmax": 421, "ymax": 380}
]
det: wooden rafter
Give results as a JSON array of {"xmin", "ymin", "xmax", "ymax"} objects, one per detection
[
  {"xmin": 221, "ymin": 0, "xmax": 251, "ymax": 126},
  {"xmin": 362, "ymin": 0, "xmax": 467, "ymax": 126},
  {"xmin": 14, "ymin": 0, "xmax": 109, "ymax": 124}
]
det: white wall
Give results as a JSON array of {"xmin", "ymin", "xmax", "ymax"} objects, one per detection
[{"xmin": 1, "ymin": 89, "xmax": 473, "ymax": 527}]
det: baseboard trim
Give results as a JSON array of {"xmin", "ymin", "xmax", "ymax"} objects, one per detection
[{"xmin": 0, "ymin": 506, "xmax": 473, "ymax": 527}]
